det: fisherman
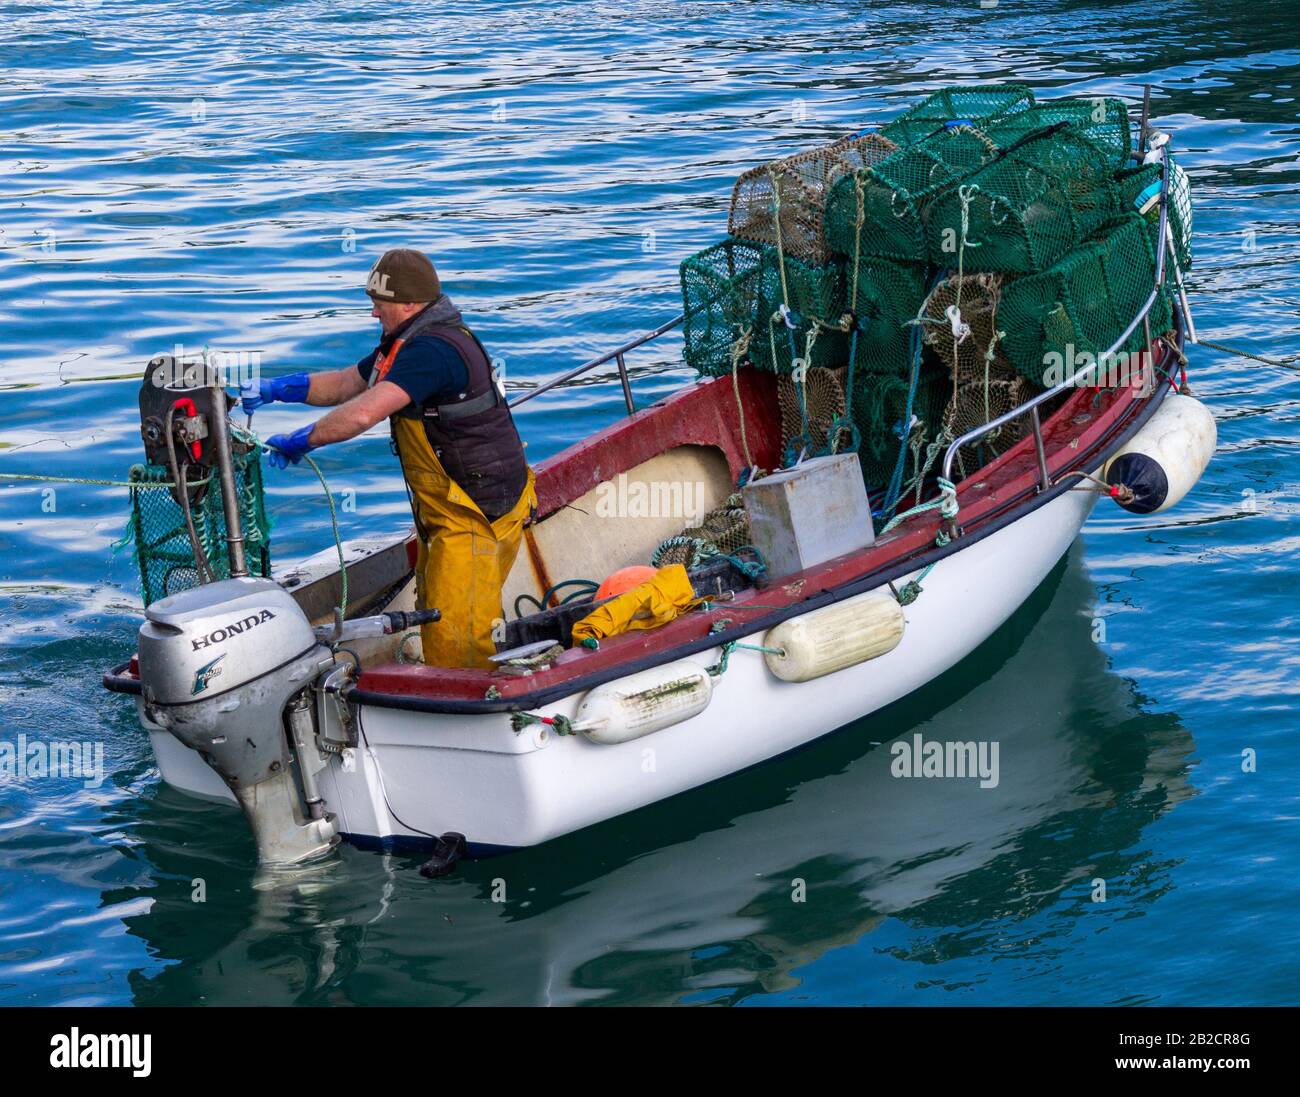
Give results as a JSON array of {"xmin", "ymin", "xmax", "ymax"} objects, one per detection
[{"xmin": 244, "ymin": 248, "xmax": 535, "ymax": 669}]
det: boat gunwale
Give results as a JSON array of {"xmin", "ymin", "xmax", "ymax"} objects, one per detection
[
  {"xmin": 104, "ymin": 329, "xmax": 1183, "ymax": 714},
  {"xmin": 345, "ymin": 360, "xmax": 1176, "ymax": 714}
]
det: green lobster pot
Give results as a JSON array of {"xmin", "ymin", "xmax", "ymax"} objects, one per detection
[
  {"xmin": 850, "ymin": 355, "xmax": 950, "ymax": 492},
  {"xmin": 749, "ymin": 250, "xmax": 848, "ymax": 374},
  {"xmin": 987, "ymin": 96, "xmax": 1132, "ymax": 171},
  {"xmin": 848, "ymin": 257, "xmax": 928, "ymax": 377},
  {"xmin": 879, "ymin": 83, "xmax": 1035, "ymax": 146},
  {"xmin": 826, "ymin": 125, "xmax": 1002, "ymax": 265},
  {"xmin": 998, "ymin": 214, "xmax": 1174, "ymax": 387},
  {"xmin": 680, "ymin": 237, "xmax": 768, "ymax": 377},
  {"xmin": 1115, "ymin": 160, "xmax": 1193, "ymax": 272},
  {"xmin": 924, "ymin": 125, "xmax": 1121, "ymax": 274}
]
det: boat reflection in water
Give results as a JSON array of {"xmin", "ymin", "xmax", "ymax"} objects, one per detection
[{"xmin": 109, "ymin": 545, "xmax": 1194, "ymax": 1005}]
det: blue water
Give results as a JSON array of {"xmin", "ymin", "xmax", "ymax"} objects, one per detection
[{"xmin": 1, "ymin": 0, "xmax": 1299, "ymax": 1006}]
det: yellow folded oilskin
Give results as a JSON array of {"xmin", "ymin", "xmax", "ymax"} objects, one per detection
[{"xmin": 571, "ymin": 564, "xmax": 699, "ymax": 643}]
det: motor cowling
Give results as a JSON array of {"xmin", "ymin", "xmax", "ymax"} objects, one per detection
[{"xmin": 137, "ymin": 577, "xmax": 340, "ymax": 863}]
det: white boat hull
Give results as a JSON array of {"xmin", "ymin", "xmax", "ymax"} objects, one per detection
[{"xmin": 143, "ymin": 482, "xmax": 1099, "ymax": 853}]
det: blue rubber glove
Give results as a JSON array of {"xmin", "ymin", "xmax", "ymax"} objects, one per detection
[
  {"xmin": 265, "ymin": 425, "xmax": 317, "ymax": 468},
  {"xmin": 241, "ymin": 372, "xmax": 311, "ymax": 415}
]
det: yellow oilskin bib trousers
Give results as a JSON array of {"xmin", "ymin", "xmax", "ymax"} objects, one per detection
[
  {"xmin": 391, "ymin": 416, "xmax": 536, "ymax": 668},
  {"xmin": 369, "ymin": 306, "xmax": 535, "ymax": 670}
]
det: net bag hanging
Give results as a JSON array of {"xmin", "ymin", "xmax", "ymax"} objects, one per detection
[
  {"xmin": 728, "ymin": 133, "xmax": 898, "ymax": 266},
  {"xmin": 998, "ymin": 213, "xmax": 1174, "ymax": 387},
  {"xmin": 987, "ymin": 96, "xmax": 1132, "ymax": 171},
  {"xmin": 879, "ymin": 84, "xmax": 1035, "ymax": 146},
  {"xmin": 923, "ymin": 125, "xmax": 1122, "ymax": 274},
  {"xmin": 128, "ymin": 441, "xmax": 273, "ymax": 608},
  {"xmin": 825, "ymin": 124, "xmax": 1003, "ymax": 265}
]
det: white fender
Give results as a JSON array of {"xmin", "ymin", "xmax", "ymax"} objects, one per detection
[
  {"xmin": 575, "ymin": 659, "xmax": 714, "ymax": 744},
  {"xmin": 1103, "ymin": 393, "xmax": 1216, "ymax": 513},
  {"xmin": 762, "ymin": 591, "xmax": 905, "ymax": 683}
]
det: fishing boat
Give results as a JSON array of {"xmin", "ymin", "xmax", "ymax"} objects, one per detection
[
  {"xmin": 103, "ymin": 89, "xmax": 1216, "ymax": 871},
  {"xmin": 118, "ymin": 550, "xmax": 1195, "ymax": 1003}
]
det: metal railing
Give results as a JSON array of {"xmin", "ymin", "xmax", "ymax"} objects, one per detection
[
  {"xmin": 506, "ymin": 137, "xmax": 1187, "ymax": 525},
  {"xmin": 939, "ymin": 141, "xmax": 1178, "ymax": 498},
  {"xmin": 507, "ymin": 313, "xmax": 685, "ymax": 416}
]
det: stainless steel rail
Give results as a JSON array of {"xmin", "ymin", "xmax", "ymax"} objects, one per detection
[
  {"xmin": 507, "ymin": 313, "xmax": 685, "ymax": 416},
  {"xmin": 939, "ymin": 143, "xmax": 1175, "ymax": 496},
  {"xmin": 505, "ymin": 140, "xmax": 1181, "ymax": 514}
]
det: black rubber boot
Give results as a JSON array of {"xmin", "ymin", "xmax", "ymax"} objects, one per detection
[{"xmin": 419, "ymin": 832, "xmax": 467, "ymax": 878}]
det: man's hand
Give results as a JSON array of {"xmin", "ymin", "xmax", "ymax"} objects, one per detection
[
  {"xmin": 265, "ymin": 424, "xmax": 317, "ymax": 468},
  {"xmin": 241, "ymin": 373, "xmax": 311, "ymax": 415}
]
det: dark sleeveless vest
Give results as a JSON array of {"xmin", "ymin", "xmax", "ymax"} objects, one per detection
[{"xmin": 371, "ymin": 310, "xmax": 528, "ymax": 522}]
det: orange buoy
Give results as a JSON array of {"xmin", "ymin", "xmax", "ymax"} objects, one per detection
[{"xmin": 595, "ymin": 565, "xmax": 658, "ymax": 601}]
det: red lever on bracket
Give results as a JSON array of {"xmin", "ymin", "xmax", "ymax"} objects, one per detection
[{"xmin": 172, "ymin": 397, "xmax": 202, "ymax": 461}]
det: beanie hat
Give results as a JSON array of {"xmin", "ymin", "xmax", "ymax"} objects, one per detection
[{"xmin": 365, "ymin": 249, "xmax": 440, "ymax": 303}]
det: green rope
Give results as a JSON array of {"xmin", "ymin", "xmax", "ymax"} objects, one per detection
[
  {"xmin": 0, "ymin": 472, "xmax": 212, "ymax": 488},
  {"xmin": 1196, "ymin": 339, "xmax": 1300, "ymax": 370},
  {"xmin": 298, "ymin": 451, "xmax": 347, "ymax": 619},
  {"xmin": 705, "ymin": 617, "xmax": 785, "ymax": 676},
  {"xmin": 769, "ymin": 170, "xmax": 814, "ymax": 452},
  {"xmin": 894, "ymin": 563, "xmax": 937, "ymax": 606},
  {"xmin": 880, "ymin": 476, "xmax": 959, "ymax": 536},
  {"xmin": 515, "ymin": 578, "xmax": 600, "ymax": 618},
  {"xmin": 509, "ymin": 710, "xmax": 578, "ymax": 736},
  {"xmin": 238, "ymin": 422, "xmax": 349, "ymax": 622}
]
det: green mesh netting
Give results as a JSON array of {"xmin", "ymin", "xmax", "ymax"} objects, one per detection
[
  {"xmin": 998, "ymin": 213, "xmax": 1175, "ymax": 386},
  {"xmin": 729, "ymin": 133, "xmax": 897, "ymax": 265},
  {"xmin": 850, "ymin": 257, "xmax": 927, "ymax": 376},
  {"xmin": 1116, "ymin": 159, "xmax": 1193, "ymax": 271},
  {"xmin": 750, "ymin": 250, "xmax": 847, "ymax": 374},
  {"xmin": 681, "ymin": 84, "xmax": 1184, "ymax": 500},
  {"xmin": 851, "ymin": 354, "xmax": 950, "ymax": 490},
  {"xmin": 680, "ymin": 236, "xmax": 845, "ymax": 377},
  {"xmin": 879, "ymin": 84, "xmax": 1035, "ymax": 146},
  {"xmin": 681, "ymin": 237, "xmax": 766, "ymax": 376},
  {"xmin": 924, "ymin": 125, "xmax": 1121, "ymax": 273},
  {"xmin": 127, "ymin": 444, "xmax": 272, "ymax": 607},
  {"xmin": 825, "ymin": 125, "xmax": 1002, "ymax": 264},
  {"xmin": 987, "ymin": 96, "xmax": 1131, "ymax": 170}
]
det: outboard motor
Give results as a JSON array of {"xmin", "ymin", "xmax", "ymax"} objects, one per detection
[
  {"xmin": 130, "ymin": 355, "xmax": 441, "ymax": 865},
  {"xmin": 132, "ymin": 356, "xmax": 343, "ymax": 864},
  {"xmin": 137, "ymin": 578, "xmax": 341, "ymax": 864}
]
